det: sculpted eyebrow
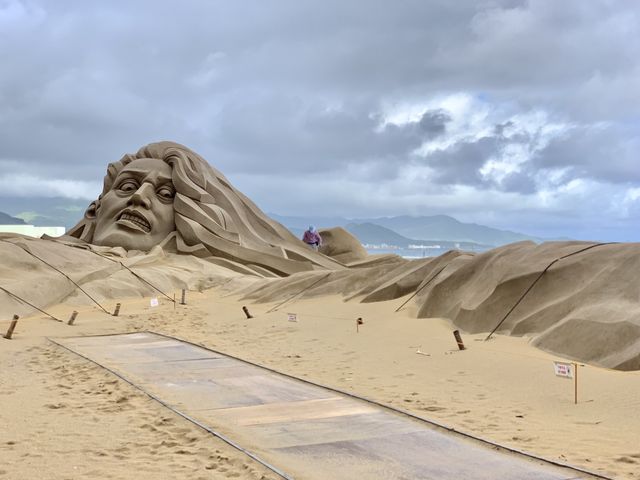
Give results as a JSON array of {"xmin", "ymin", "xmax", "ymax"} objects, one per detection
[{"xmin": 117, "ymin": 168, "xmax": 173, "ymax": 184}]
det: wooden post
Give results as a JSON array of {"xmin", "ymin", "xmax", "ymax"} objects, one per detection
[
  {"xmin": 242, "ymin": 306, "xmax": 253, "ymax": 319},
  {"xmin": 453, "ymin": 330, "xmax": 465, "ymax": 350},
  {"xmin": 113, "ymin": 303, "xmax": 121, "ymax": 317},
  {"xmin": 356, "ymin": 317, "xmax": 363, "ymax": 333},
  {"xmin": 180, "ymin": 289, "xmax": 186, "ymax": 305},
  {"xmin": 4, "ymin": 315, "xmax": 19, "ymax": 339},
  {"xmin": 67, "ymin": 311, "xmax": 78, "ymax": 326},
  {"xmin": 574, "ymin": 362, "xmax": 578, "ymax": 405},
  {"xmin": 173, "ymin": 293, "xmax": 176, "ymax": 310}
]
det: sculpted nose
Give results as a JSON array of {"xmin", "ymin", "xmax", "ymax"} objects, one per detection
[{"xmin": 128, "ymin": 183, "xmax": 154, "ymax": 209}]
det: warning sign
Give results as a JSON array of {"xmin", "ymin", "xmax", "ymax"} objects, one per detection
[
  {"xmin": 553, "ymin": 361, "xmax": 574, "ymax": 378},
  {"xmin": 287, "ymin": 313, "xmax": 297, "ymax": 322}
]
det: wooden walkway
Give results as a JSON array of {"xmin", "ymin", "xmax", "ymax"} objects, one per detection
[{"xmin": 52, "ymin": 332, "xmax": 600, "ymax": 480}]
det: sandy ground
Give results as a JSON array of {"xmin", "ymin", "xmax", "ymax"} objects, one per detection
[{"xmin": 1, "ymin": 289, "xmax": 639, "ymax": 479}]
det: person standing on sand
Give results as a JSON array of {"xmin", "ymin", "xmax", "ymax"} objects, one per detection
[{"xmin": 302, "ymin": 225, "xmax": 322, "ymax": 251}]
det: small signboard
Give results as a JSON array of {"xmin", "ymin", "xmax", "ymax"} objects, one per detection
[
  {"xmin": 287, "ymin": 313, "xmax": 297, "ymax": 322},
  {"xmin": 553, "ymin": 361, "xmax": 574, "ymax": 379},
  {"xmin": 150, "ymin": 297, "xmax": 159, "ymax": 307}
]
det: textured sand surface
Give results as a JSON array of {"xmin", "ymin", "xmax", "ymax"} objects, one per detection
[
  {"xmin": 1, "ymin": 290, "xmax": 639, "ymax": 479},
  {"xmin": 3, "ymin": 235, "xmax": 638, "ymax": 370}
]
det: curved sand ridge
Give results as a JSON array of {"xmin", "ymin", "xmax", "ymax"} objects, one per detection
[
  {"xmin": 2, "ymin": 232, "xmax": 638, "ymax": 371},
  {"xmin": 222, "ymin": 239, "xmax": 640, "ymax": 371}
]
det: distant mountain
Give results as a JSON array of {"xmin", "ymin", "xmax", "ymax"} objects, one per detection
[
  {"xmin": 344, "ymin": 222, "xmax": 409, "ymax": 245},
  {"xmin": 0, "ymin": 211, "xmax": 26, "ymax": 225},
  {"xmin": 358, "ymin": 215, "xmax": 545, "ymax": 246},
  {"xmin": 270, "ymin": 213, "xmax": 545, "ymax": 247},
  {"xmin": 0, "ymin": 197, "xmax": 88, "ymax": 228},
  {"xmin": 344, "ymin": 222, "xmax": 493, "ymax": 251}
]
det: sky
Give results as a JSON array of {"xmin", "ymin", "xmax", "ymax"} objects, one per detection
[{"xmin": 0, "ymin": 0, "xmax": 638, "ymax": 241}]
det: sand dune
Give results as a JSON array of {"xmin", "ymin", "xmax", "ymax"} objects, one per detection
[
  {"xmin": 2, "ymin": 233, "xmax": 639, "ymax": 371},
  {"xmin": 2, "ymin": 288, "xmax": 639, "ymax": 478}
]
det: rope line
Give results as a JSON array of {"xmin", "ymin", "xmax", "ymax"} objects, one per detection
[
  {"xmin": 266, "ymin": 272, "xmax": 332, "ymax": 313},
  {"xmin": 485, "ymin": 243, "xmax": 617, "ymax": 341},
  {"xmin": 394, "ymin": 253, "xmax": 475, "ymax": 313},
  {"xmin": 87, "ymin": 250, "xmax": 176, "ymax": 304},
  {"xmin": 0, "ymin": 240, "xmax": 111, "ymax": 315},
  {"xmin": 0, "ymin": 285, "xmax": 62, "ymax": 322},
  {"xmin": 395, "ymin": 264, "xmax": 450, "ymax": 313}
]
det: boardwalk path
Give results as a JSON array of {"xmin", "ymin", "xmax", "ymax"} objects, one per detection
[{"xmin": 52, "ymin": 332, "xmax": 601, "ymax": 480}]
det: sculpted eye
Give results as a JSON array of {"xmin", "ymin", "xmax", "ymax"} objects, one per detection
[
  {"xmin": 157, "ymin": 186, "xmax": 175, "ymax": 200},
  {"xmin": 118, "ymin": 180, "xmax": 139, "ymax": 192}
]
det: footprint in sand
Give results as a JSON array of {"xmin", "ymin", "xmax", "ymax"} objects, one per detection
[
  {"xmin": 616, "ymin": 456, "xmax": 638, "ymax": 464},
  {"xmin": 420, "ymin": 405, "xmax": 446, "ymax": 412}
]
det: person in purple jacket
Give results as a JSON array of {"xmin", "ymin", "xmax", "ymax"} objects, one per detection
[{"xmin": 302, "ymin": 225, "xmax": 322, "ymax": 251}]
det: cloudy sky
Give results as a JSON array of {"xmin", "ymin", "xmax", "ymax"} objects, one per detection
[{"xmin": 1, "ymin": 0, "xmax": 638, "ymax": 241}]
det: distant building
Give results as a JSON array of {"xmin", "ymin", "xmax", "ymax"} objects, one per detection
[{"xmin": 0, "ymin": 225, "xmax": 66, "ymax": 238}]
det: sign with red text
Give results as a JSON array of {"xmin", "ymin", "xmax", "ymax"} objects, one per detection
[
  {"xmin": 287, "ymin": 313, "xmax": 297, "ymax": 322},
  {"xmin": 553, "ymin": 361, "xmax": 574, "ymax": 378}
]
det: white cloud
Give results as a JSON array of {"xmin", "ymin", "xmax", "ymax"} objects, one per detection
[
  {"xmin": 0, "ymin": 0, "xmax": 638, "ymax": 240},
  {"xmin": 0, "ymin": 174, "xmax": 100, "ymax": 199}
]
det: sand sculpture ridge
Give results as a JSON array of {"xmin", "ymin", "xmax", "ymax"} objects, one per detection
[
  {"xmin": 66, "ymin": 141, "xmax": 342, "ymax": 275},
  {"xmin": 1, "ymin": 141, "xmax": 639, "ymax": 371}
]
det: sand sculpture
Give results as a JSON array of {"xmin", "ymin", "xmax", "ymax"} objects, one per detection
[
  {"xmin": 1, "ymin": 141, "xmax": 639, "ymax": 371},
  {"xmin": 65, "ymin": 141, "xmax": 343, "ymax": 275}
]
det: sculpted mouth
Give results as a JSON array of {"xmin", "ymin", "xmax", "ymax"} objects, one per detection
[{"xmin": 117, "ymin": 210, "xmax": 151, "ymax": 233}]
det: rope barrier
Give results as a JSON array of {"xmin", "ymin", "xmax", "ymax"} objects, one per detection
[
  {"xmin": 485, "ymin": 242, "xmax": 617, "ymax": 341},
  {"xmin": 86, "ymin": 250, "xmax": 176, "ymax": 304},
  {"xmin": 395, "ymin": 264, "xmax": 449, "ymax": 312},
  {"xmin": 0, "ymin": 285, "xmax": 62, "ymax": 322},
  {"xmin": 395, "ymin": 254, "xmax": 474, "ymax": 312},
  {"xmin": 0, "ymin": 240, "xmax": 112, "ymax": 315},
  {"xmin": 265, "ymin": 272, "xmax": 332, "ymax": 313}
]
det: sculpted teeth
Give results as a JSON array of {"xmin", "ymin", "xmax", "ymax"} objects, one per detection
[{"xmin": 119, "ymin": 212, "xmax": 151, "ymax": 232}]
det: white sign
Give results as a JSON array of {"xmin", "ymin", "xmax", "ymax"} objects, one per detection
[
  {"xmin": 150, "ymin": 297, "xmax": 159, "ymax": 307},
  {"xmin": 287, "ymin": 313, "xmax": 297, "ymax": 322},
  {"xmin": 553, "ymin": 361, "xmax": 574, "ymax": 378}
]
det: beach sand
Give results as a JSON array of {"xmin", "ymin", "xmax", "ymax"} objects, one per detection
[{"xmin": 1, "ymin": 289, "xmax": 639, "ymax": 479}]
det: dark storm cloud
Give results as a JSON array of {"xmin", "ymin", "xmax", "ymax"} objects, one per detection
[
  {"xmin": 0, "ymin": 0, "xmax": 639, "ymax": 239},
  {"xmin": 425, "ymin": 136, "xmax": 500, "ymax": 186},
  {"xmin": 500, "ymin": 171, "xmax": 537, "ymax": 194},
  {"xmin": 532, "ymin": 124, "xmax": 640, "ymax": 184},
  {"xmin": 212, "ymin": 99, "xmax": 450, "ymax": 175}
]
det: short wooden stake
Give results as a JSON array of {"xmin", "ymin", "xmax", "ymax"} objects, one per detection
[
  {"xmin": 113, "ymin": 303, "xmax": 121, "ymax": 317},
  {"xmin": 180, "ymin": 289, "xmax": 186, "ymax": 305},
  {"xmin": 574, "ymin": 362, "xmax": 578, "ymax": 405},
  {"xmin": 356, "ymin": 317, "xmax": 363, "ymax": 333},
  {"xmin": 242, "ymin": 306, "xmax": 253, "ymax": 319},
  {"xmin": 453, "ymin": 330, "xmax": 465, "ymax": 350},
  {"xmin": 67, "ymin": 311, "xmax": 78, "ymax": 326},
  {"xmin": 4, "ymin": 315, "xmax": 19, "ymax": 339}
]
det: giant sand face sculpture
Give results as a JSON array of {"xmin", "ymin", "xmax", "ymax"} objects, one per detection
[
  {"xmin": 92, "ymin": 158, "xmax": 176, "ymax": 251},
  {"xmin": 67, "ymin": 141, "xmax": 343, "ymax": 275}
]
